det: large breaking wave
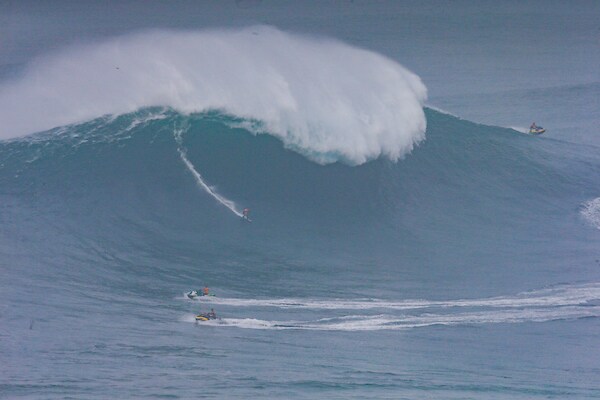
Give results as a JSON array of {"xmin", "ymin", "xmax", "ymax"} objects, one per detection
[
  {"xmin": 0, "ymin": 26, "xmax": 427, "ymax": 165},
  {"xmin": 1, "ymin": 101, "xmax": 599, "ymax": 302}
]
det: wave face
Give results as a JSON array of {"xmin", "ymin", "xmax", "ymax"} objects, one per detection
[
  {"xmin": 2, "ymin": 107, "xmax": 600, "ymax": 299},
  {"xmin": 0, "ymin": 27, "xmax": 426, "ymax": 165}
]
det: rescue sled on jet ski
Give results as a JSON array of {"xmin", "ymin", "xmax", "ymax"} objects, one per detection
[{"xmin": 186, "ymin": 290, "xmax": 216, "ymax": 299}]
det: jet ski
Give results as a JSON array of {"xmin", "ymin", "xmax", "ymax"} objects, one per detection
[
  {"xmin": 195, "ymin": 313, "xmax": 218, "ymax": 321},
  {"xmin": 186, "ymin": 290, "xmax": 216, "ymax": 299},
  {"xmin": 529, "ymin": 126, "xmax": 545, "ymax": 135}
]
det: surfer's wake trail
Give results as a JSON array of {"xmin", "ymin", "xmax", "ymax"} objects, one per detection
[{"xmin": 174, "ymin": 126, "xmax": 243, "ymax": 217}]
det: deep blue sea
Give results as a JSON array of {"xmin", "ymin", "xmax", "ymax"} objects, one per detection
[{"xmin": 1, "ymin": 1, "xmax": 600, "ymax": 399}]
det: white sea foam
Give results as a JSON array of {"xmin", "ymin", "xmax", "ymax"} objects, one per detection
[
  {"xmin": 179, "ymin": 314, "xmax": 198, "ymax": 323},
  {"xmin": 197, "ymin": 282, "xmax": 600, "ymax": 310},
  {"xmin": 0, "ymin": 26, "xmax": 427, "ymax": 165},
  {"xmin": 181, "ymin": 283, "xmax": 600, "ymax": 331},
  {"xmin": 581, "ymin": 197, "xmax": 600, "ymax": 230},
  {"xmin": 510, "ymin": 126, "xmax": 530, "ymax": 134},
  {"xmin": 186, "ymin": 305, "xmax": 600, "ymax": 331},
  {"xmin": 124, "ymin": 110, "xmax": 169, "ymax": 132}
]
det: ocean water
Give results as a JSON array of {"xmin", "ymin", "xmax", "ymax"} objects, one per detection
[{"xmin": 1, "ymin": 2, "xmax": 600, "ymax": 399}]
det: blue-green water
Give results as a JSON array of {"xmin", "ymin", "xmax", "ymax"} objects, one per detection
[{"xmin": 1, "ymin": 2, "xmax": 600, "ymax": 399}]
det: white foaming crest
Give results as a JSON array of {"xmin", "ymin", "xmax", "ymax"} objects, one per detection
[
  {"xmin": 581, "ymin": 198, "xmax": 600, "ymax": 230},
  {"xmin": 125, "ymin": 110, "xmax": 169, "ymax": 132},
  {"xmin": 0, "ymin": 26, "xmax": 427, "ymax": 165},
  {"xmin": 174, "ymin": 127, "xmax": 243, "ymax": 217}
]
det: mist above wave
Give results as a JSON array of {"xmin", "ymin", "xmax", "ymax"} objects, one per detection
[{"xmin": 0, "ymin": 26, "xmax": 427, "ymax": 164}]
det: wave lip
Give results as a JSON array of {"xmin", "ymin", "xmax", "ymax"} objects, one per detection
[{"xmin": 0, "ymin": 26, "xmax": 427, "ymax": 165}]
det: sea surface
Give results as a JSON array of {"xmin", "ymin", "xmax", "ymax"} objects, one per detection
[{"xmin": 1, "ymin": 1, "xmax": 600, "ymax": 399}]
